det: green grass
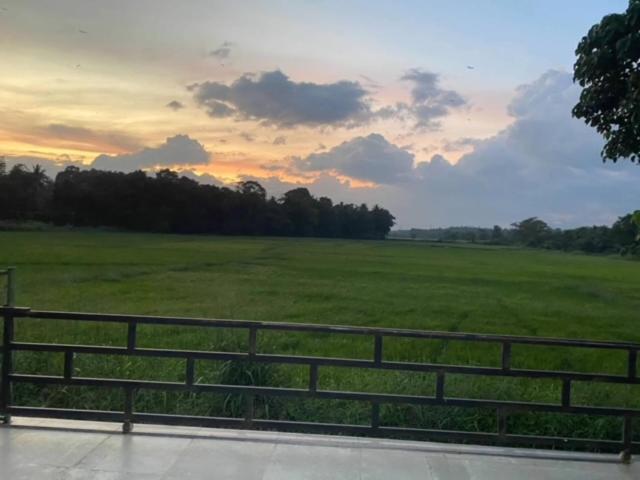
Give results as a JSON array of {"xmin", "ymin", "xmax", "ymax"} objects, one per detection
[{"xmin": 1, "ymin": 231, "xmax": 640, "ymax": 447}]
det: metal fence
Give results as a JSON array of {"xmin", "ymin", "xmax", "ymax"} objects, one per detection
[{"xmin": 1, "ymin": 268, "xmax": 638, "ymax": 461}]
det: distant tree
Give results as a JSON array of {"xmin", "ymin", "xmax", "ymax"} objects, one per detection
[
  {"xmin": 511, "ymin": 217, "xmax": 552, "ymax": 247},
  {"xmin": 572, "ymin": 0, "xmax": 640, "ymax": 162},
  {"xmin": 281, "ymin": 188, "xmax": 318, "ymax": 236},
  {"xmin": 371, "ymin": 205, "xmax": 395, "ymax": 239},
  {"xmin": 155, "ymin": 169, "xmax": 180, "ymax": 182},
  {"xmin": 0, "ymin": 163, "xmax": 396, "ymax": 240},
  {"xmin": 491, "ymin": 225, "xmax": 504, "ymax": 243},
  {"xmin": 0, "ymin": 164, "xmax": 52, "ymax": 220},
  {"xmin": 316, "ymin": 197, "xmax": 338, "ymax": 237},
  {"xmin": 0, "ymin": 156, "xmax": 5, "ymax": 176},
  {"xmin": 236, "ymin": 180, "xmax": 266, "ymax": 199},
  {"xmin": 611, "ymin": 211, "xmax": 640, "ymax": 254}
]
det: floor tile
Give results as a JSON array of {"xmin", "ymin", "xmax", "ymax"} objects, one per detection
[
  {"xmin": 164, "ymin": 438, "xmax": 275, "ymax": 480},
  {"xmin": 361, "ymin": 448, "xmax": 433, "ymax": 480},
  {"xmin": 76, "ymin": 434, "xmax": 191, "ymax": 475},
  {"xmin": 0, "ymin": 429, "xmax": 110, "ymax": 469},
  {"xmin": 263, "ymin": 444, "xmax": 361, "ymax": 480}
]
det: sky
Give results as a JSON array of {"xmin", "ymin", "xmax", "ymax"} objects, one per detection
[{"xmin": 1, "ymin": 0, "xmax": 637, "ymax": 228}]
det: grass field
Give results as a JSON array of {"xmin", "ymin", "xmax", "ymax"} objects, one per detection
[{"xmin": 1, "ymin": 230, "xmax": 639, "ymax": 446}]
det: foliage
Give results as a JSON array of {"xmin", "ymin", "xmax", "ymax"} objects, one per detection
[
  {"xmin": 511, "ymin": 217, "xmax": 552, "ymax": 247},
  {"xmin": 573, "ymin": 0, "xmax": 640, "ymax": 162},
  {"xmin": 390, "ymin": 213, "xmax": 640, "ymax": 256},
  {"xmin": 0, "ymin": 164, "xmax": 51, "ymax": 221},
  {"xmin": 0, "ymin": 165, "xmax": 394, "ymax": 239}
]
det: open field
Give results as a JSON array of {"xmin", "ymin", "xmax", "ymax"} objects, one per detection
[{"xmin": 1, "ymin": 231, "xmax": 640, "ymax": 446}]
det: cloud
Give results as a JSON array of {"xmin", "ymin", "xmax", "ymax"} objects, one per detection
[
  {"xmin": 190, "ymin": 68, "xmax": 466, "ymax": 130},
  {"xmin": 400, "ymin": 69, "xmax": 467, "ymax": 130},
  {"xmin": 272, "ymin": 136, "xmax": 287, "ymax": 145},
  {"xmin": 91, "ymin": 134, "xmax": 210, "ymax": 171},
  {"xmin": 179, "ymin": 169, "xmax": 224, "ymax": 187},
  {"xmin": 294, "ymin": 133, "xmax": 415, "ymax": 185},
  {"xmin": 205, "ymin": 100, "xmax": 235, "ymax": 118},
  {"xmin": 209, "ymin": 41, "xmax": 233, "ymax": 60},
  {"xmin": 190, "ymin": 70, "xmax": 373, "ymax": 128},
  {"xmin": 283, "ymin": 70, "xmax": 640, "ymax": 228},
  {"xmin": 239, "ymin": 132, "xmax": 255, "ymax": 142},
  {"xmin": 402, "ymin": 70, "xmax": 640, "ymax": 227},
  {"xmin": 442, "ymin": 137, "xmax": 482, "ymax": 152},
  {"xmin": 166, "ymin": 100, "xmax": 185, "ymax": 111},
  {"xmin": 44, "ymin": 124, "xmax": 142, "ymax": 152}
]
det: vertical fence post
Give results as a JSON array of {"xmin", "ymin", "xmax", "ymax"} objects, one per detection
[
  {"xmin": 371, "ymin": 401, "xmax": 380, "ymax": 430},
  {"xmin": 373, "ymin": 335, "xmax": 383, "ymax": 365},
  {"xmin": 308, "ymin": 364, "xmax": 318, "ymax": 392},
  {"xmin": 123, "ymin": 318, "xmax": 137, "ymax": 433},
  {"xmin": 435, "ymin": 371, "xmax": 445, "ymax": 402},
  {"xmin": 123, "ymin": 387, "xmax": 134, "ymax": 433},
  {"xmin": 561, "ymin": 379, "xmax": 571, "ymax": 409},
  {"xmin": 497, "ymin": 408, "xmax": 508, "ymax": 441},
  {"xmin": 5, "ymin": 267, "xmax": 15, "ymax": 308},
  {"xmin": 1, "ymin": 267, "xmax": 16, "ymax": 424},
  {"xmin": 621, "ymin": 415, "xmax": 632, "ymax": 464},
  {"xmin": 501, "ymin": 342, "xmax": 511, "ymax": 371}
]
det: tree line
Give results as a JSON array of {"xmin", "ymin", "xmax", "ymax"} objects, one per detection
[
  {"xmin": 391, "ymin": 215, "xmax": 640, "ymax": 256},
  {"xmin": 0, "ymin": 161, "xmax": 395, "ymax": 239}
]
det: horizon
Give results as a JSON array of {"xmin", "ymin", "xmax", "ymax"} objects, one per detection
[{"xmin": 1, "ymin": 0, "xmax": 638, "ymax": 229}]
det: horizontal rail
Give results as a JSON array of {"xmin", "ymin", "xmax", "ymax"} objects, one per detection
[
  {"xmin": 10, "ymin": 373, "xmax": 640, "ymax": 417},
  {"xmin": 5, "ymin": 307, "xmax": 640, "ymax": 351},
  {"xmin": 10, "ymin": 342, "xmax": 640, "ymax": 385}
]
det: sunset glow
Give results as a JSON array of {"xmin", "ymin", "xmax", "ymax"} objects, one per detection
[{"xmin": 2, "ymin": 0, "xmax": 636, "ymax": 227}]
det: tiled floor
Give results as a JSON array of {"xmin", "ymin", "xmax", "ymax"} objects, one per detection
[{"xmin": 0, "ymin": 418, "xmax": 637, "ymax": 479}]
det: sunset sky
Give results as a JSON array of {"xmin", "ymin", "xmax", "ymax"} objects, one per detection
[{"xmin": 2, "ymin": 0, "xmax": 638, "ymax": 228}]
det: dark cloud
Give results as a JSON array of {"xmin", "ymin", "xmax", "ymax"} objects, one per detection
[
  {"xmin": 272, "ymin": 136, "xmax": 287, "ymax": 145},
  {"xmin": 45, "ymin": 124, "xmax": 142, "ymax": 152},
  {"xmin": 239, "ymin": 132, "xmax": 255, "ymax": 142},
  {"xmin": 206, "ymin": 100, "xmax": 235, "ymax": 118},
  {"xmin": 191, "ymin": 70, "xmax": 372, "ymax": 128},
  {"xmin": 400, "ymin": 69, "xmax": 467, "ymax": 130},
  {"xmin": 166, "ymin": 100, "xmax": 185, "ymax": 111},
  {"xmin": 442, "ymin": 137, "xmax": 481, "ymax": 152},
  {"xmin": 91, "ymin": 134, "xmax": 210, "ymax": 171},
  {"xmin": 209, "ymin": 41, "xmax": 233, "ymax": 60},
  {"xmin": 294, "ymin": 133, "xmax": 415, "ymax": 185},
  {"xmin": 190, "ymin": 68, "xmax": 466, "ymax": 129}
]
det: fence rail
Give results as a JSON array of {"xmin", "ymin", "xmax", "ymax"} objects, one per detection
[{"xmin": 1, "ymin": 302, "xmax": 639, "ymax": 460}]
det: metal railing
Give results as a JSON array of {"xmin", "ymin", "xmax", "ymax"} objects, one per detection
[{"xmin": 0, "ymin": 268, "xmax": 638, "ymax": 461}]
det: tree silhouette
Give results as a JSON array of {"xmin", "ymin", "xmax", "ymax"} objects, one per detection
[{"xmin": 0, "ymin": 165, "xmax": 395, "ymax": 239}]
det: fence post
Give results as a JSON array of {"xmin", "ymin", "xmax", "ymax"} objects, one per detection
[
  {"xmin": 621, "ymin": 416, "xmax": 632, "ymax": 464},
  {"xmin": 1, "ymin": 267, "xmax": 16, "ymax": 424}
]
